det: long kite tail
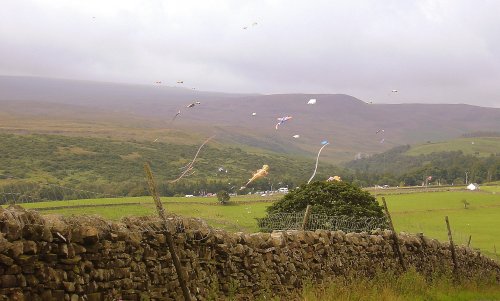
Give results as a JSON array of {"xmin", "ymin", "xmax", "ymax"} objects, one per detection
[
  {"xmin": 241, "ymin": 170, "xmax": 267, "ymax": 190},
  {"xmin": 169, "ymin": 135, "xmax": 216, "ymax": 183},
  {"xmin": 241, "ymin": 175, "xmax": 256, "ymax": 189},
  {"xmin": 307, "ymin": 143, "xmax": 329, "ymax": 184}
]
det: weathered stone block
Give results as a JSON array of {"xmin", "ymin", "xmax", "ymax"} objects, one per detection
[
  {"xmin": 1, "ymin": 275, "xmax": 17, "ymax": 288},
  {"xmin": 0, "ymin": 254, "xmax": 14, "ymax": 266},
  {"xmin": 23, "ymin": 241, "xmax": 37, "ymax": 255}
]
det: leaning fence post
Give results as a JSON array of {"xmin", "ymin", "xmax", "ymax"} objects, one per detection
[
  {"xmin": 445, "ymin": 216, "xmax": 458, "ymax": 275},
  {"xmin": 301, "ymin": 205, "xmax": 312, "ymax": 231},
  {"xmin": 467, "ymin": 235, "xmax": 471, "ymax": 248},
  {"xmin": 144, "ymin": 163, "xmax": 192, "ymax": 301},
  {"xmin": 382, "ymin": 197, "xmax": 406, "ymax": 271}
]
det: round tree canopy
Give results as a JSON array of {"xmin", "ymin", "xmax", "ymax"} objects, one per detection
[{"xmin": 266, "ymin": 181, "xmax": 384, "ymax": 218}]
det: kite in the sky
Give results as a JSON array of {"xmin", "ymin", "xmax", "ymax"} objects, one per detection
[
  {"xmin": 169, "ymin": 135, "xmax": 215, "ymax": 183},
  {"xmin": 307, "ymin": 99, "xmax": 316, "ymax": 105},
  {"xmin": 380, "ymin": 138, "xmax": 385, "ymax": 144},
  {"xmin": 171, "ymin": 110, "xmax": 182, "ymax": 122},
  {"xmin": 243, "ymin": 22, "xmax": 258, "ymax": 30},
  {"xmin": 186, "ymin": 101, "xmax": 201, "ymax": 108},
  {"xmin": 391, "ymin": 90, "xmax": 398, "ymax": 93},
  {"xmin": 154, "ymin": 138, "xmax": 159, "ymax": 142},
  {"xmin": 252, "ymin": 112, "xmax": 257, "ymax": 116},
  {"xmin": 327, "ymin": 176, "xmax": 342, "ymax": 182},
  {"xmin": 155, "ymin": 81, "xmax": 162, "ymax": 84},
  {"xmin": 275, "ymin": 116, "xmax": 292, "ymax": 130},
  {"xmin": 177, "ymin": 81, "xmax": 184, "ymax": 84},
  {"xmin": 240, "ymin": 165, "xmax": 269, "ymax": 189},
  {"xmin": 171, "ymin": 102, "xmax": 200, "ymax": 124},
  {"xmin": 376, "ymin": 129, "xmax": 385, "ymax": 134},
  {"xmin": 307, "ymin": 140, "xmax": 329, "ymax": 184},
  {"xmin": 292, "ymin": 134, "xmax": 300, "ymax": 138}
]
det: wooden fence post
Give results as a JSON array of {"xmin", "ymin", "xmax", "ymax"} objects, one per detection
[
  {"xmin": 301, "ymin": 205, "xmax": 312, "ymax": 231},
  {"xmin": 445, "ymin": 216, "xmax": 458, "ymax": 275},
  {"xmin": 382, "ymin": 197, "xmax": 406, "ymax": 271},
  {"xmin": 467, "ymin": 235, "xmax": 471, "ymax": 248},
  {"xmin": 144, "ymin": 163, "xmax": 192, "ymax": 301}
]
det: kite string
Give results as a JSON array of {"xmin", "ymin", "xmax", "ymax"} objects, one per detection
[
  {"xmin": 169, "ymin": 135, "xmax": 216, "ymax": 183},
  {"xmin": 307, "ymin": 143, "xmax": 329, "ymax": 184}
]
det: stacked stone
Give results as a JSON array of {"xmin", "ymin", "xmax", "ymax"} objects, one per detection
[{"xmin": 1, "ymin": 206, "xmax": 499, "ymax": 300}]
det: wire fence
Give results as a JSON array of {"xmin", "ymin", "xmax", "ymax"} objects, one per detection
[{"xmin": 257, "ymin": 211, "xmax": 389, "ymax": 233}]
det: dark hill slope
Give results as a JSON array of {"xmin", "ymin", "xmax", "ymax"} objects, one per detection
[{"xmin": 1, "ymin": 76, "xmax": 499, "ymax": 162}]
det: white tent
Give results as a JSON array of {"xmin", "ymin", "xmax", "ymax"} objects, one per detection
[{"xmin": 467, "ymin": 183, "xmax": 479, "ymax": 191}]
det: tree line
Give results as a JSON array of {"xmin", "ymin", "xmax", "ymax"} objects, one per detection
[{"xmin": 344, "ymin": 145, "xmax": 500, "ymax": 187}]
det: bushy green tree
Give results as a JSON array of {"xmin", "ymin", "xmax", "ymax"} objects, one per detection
[
  {"xmin": 266, "ymin": 181, "xmax": 385, "ymax": 218},
  {"xmin": 217, "ymin": 190, "xmax": 230, "ymax": 205}
]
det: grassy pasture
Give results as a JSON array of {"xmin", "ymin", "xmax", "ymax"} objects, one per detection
[
  {"xmin": 9, "ymin": 187, "xmax": 500, "ymax": 258},
  {"xmin": 405, "ymin": 137, "xmax": 500, "ymax": 157},
  {"xmin": 16, "ymin": 194, "xmax": 279, "ymax": 233},
  {"xmin": 382, "ymin": 190, "xmax": 500, "ymax": 258}
]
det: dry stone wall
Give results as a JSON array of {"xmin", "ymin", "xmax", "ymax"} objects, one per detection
[{"xmin": 0, "ymin": 206, "xmax": 499, "ymax": 301}]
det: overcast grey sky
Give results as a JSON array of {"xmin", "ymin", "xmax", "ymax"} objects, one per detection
[{"xmin": 1, "ymin": 0, "xmax": 500, "ymax": 107}]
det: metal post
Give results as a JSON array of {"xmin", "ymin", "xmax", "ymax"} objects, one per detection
[
  {"xmin": 445, "ymin": 216, "xmax": 458, "ymax": 275},
  {"xmin": 301, "ymin": 205, "xmax": 312, "ymax": 231},
  {"xmin": 382, "ymin": 197, "xmax": 406, "ymax": 271},
  {"xmin": 144, "ymin": 163, "xmax": 192, "ymax": 301}
]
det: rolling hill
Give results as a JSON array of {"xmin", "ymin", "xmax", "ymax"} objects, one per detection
[
  {"xmin": 0, "ymin": 133, "xmax": 342, "ymax": 198},
  {"xmin": 405, "ymin": 137, "xmax": 500, "ymax": 157},
  {"xmin": 1, "ymin": 76, "xmax": 500, "ymax": 163},
  {"xmin": 344, "ymin": 136, "xmax": 500, "ymax": 185}
]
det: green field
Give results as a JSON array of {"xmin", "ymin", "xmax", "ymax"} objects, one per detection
[
  {"xmin": 8, "ymin": 187, "xmax": 500, "ymax": 258},
  {"xmin": 15, "ymin": 194, "xmax": 279, "ymax": 232},
  {"xmin": 405, "ymin": 137, "xmax": 500, "ymax": 157},
  {"xmin": 382, "ymin": 190, "xmax": 500, "ymax": 258}
]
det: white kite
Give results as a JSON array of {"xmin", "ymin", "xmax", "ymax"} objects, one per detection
[
  {"xmin": 252, "ymin": 112, "xmax": 257, "ymax": 116},
  {"xmin": 307, "ymin": 99, "xmax": 316, "ymax": 105},
  {"xmin": 292, "ymin": 134, "xmax": 300, "ymax": 138}
]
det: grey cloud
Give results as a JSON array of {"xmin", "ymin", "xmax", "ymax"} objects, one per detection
[{"xmin": 0, "ymin": 0, "xmax": 499, "ymax": 107}]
